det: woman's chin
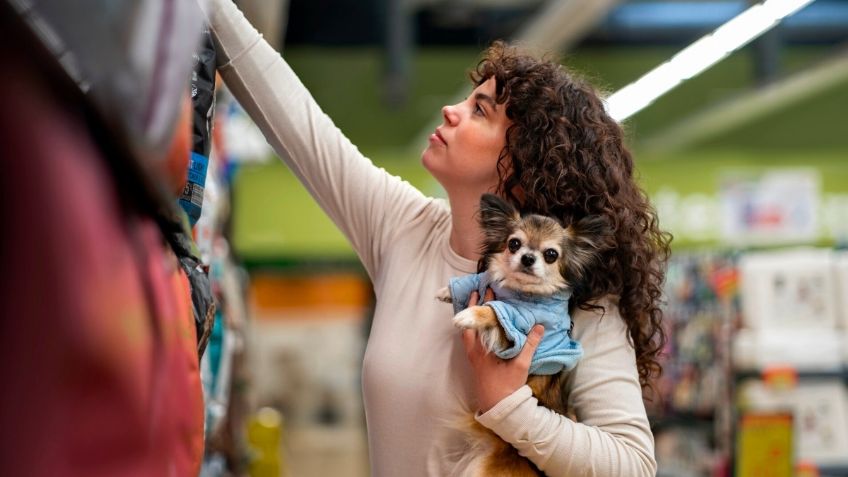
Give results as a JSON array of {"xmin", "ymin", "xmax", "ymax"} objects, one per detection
[
  {"xmin": 421, "ymin": 148, "xmax": 437, "ymax": 170},
  {"xmin": 421, "ymin": 153, "xmax": 448, "ymax": 185}
]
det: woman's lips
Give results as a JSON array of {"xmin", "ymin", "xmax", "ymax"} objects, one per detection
[{"xmin": 431, "ymin": 128, "xmax": 447, "ymax": 146}]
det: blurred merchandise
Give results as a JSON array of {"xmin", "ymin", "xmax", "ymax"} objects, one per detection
[
  {"xmin": 835, "ymin": 253, "xmax": 848, "ymax": 332},
  {"xmin": 655, "ymin": 425, "xmax": 719, "ymax": 477},
  {"xmin": 5, "ymin": 0, "xmax": 205, "ymax": 164},
  {"xmin": 650, "ymin": 252, "xmax": 739, "ymax": 476},
  {"xmin": 719, "ymin": 170, "xmax": 820, "ymax": 246},
  {"xmin": 196, "ymin": 84, "xmax": 255, "ymax": 476},
  {"xmin": 180, "ymin": 25, "xmax": 217, "ymax": 226},
  {"xmin": 221, "ymin": 98, "xmax": 274, "ymax": 164},
  {"xmin": 735, "ymin": 412, "xmax": 794, "ymax": 477},
  {"xmin": 248, "ymin": 272, "xmax": 370, "ymax": 429},
  {"xmin": 247, "ymin": 407, "xmax": 286, "ymax": 477},
  {"xmin": 653, "ymin": 247, "xmax": 848, "ymax": 476},
  {"xmin": 0, "ymin": 1, "xmax": 209, "ymax": 475},
  {"xmin": 739, "ymin": 249, "xmax": 841, "ymax": 331},
  {"xmin": 737, "ymin": 381, "xmax": 848, "ymax": 467},
  {"xmin": 733, "ymin": 328, "xmax": 845, "ymax": 372}
]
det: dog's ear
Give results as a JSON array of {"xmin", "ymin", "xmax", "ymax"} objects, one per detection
[
  {"xmin": 479, "ymin": 194, "xmax": 519, "ymax": 246},
  {"xmin": 561, "ymin": 215, "xmax": 615, "ymax": 287}
]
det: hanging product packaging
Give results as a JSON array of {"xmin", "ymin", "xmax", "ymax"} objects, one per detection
[
  {"xmin": 180, "ymin": 24, "xmax": 217, "ymax": 226},
  {"xmin": 5, "ymin": 0, "xmax": 205, "ymax": 165}
]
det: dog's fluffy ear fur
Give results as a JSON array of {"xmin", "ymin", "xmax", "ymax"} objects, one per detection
[
  {"xmin": 561, "ymin": 215, "xmax": 615, "ymax": 288},
  {"xmin": 479, "ymin": 194, "xmax": 519, "ymax": 249}
]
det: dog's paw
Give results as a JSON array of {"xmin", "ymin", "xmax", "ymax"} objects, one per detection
[
  {"xmin": 452, "ymin": 307, "xmax": 485, "ymax": 330},
  {"xmin": 453, "ymin": 306, "xmax": 507, "ymax": 353},
  {"xmin": 477, "ymin": 326, "xmax": 507, "ymax": 354},
  {"xmin": 435, "ymin": 286, "xmax": 453, "ymax": 303}
]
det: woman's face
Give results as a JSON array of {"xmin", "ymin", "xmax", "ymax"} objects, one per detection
[{"xmin": 422, "ymin": 77, "xmax": 511, "ymax": 196}]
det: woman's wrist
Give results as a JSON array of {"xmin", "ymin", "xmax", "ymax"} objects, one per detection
[
  {"xmin": 476, "ymin": 385, "xmax": 532, "ymax": 419},
  {"xmin": 478, "ymin": 383, "xmax": 522, "ymax": 413}
]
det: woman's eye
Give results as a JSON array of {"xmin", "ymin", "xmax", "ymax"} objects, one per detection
[
  {"xmin": 508, "ymin": 239, "xmax": 521, "ymax": 253},
  {"xmin": 544, "ymin": 249, "xmax": 559, "ymax": 263},
  {"xmin": 474, "ymin": 103, "xmax": 484, "ymax": 116}
]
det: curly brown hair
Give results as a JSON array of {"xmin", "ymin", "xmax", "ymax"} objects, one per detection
[{"xmin": 471, "ymin": 41, "xmax": 673, "ymax": 391}]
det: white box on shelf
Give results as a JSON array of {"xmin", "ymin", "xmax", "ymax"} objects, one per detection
[
  {"xmin": 843, "ymin": 330, "xmax": 848, "ymax": 366},
  {"xmin": 737, "ymin": 380, "xmax": 848, "ymax": 466},
  {"xmin": 740, "ymin": 249, "xmax": 840, "ymax": 330},
  {"xmin": 732, "ymin": 328, "xmax": 846, "ymax": 371},
  {"xmin": 834, "ymin": 251, "xmax": 848, "ymax": 329}
]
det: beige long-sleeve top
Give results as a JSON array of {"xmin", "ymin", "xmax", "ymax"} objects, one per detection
[{"xmin": 206, "ymin": 1, "xmax": 656, "ymax": 475}]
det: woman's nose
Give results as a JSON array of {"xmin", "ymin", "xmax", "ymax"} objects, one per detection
[{"xmin": 442, "ymin": 104, "xmax": 459, "ymax": 126}]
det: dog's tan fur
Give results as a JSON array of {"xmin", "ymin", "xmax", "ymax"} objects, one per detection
[{"xmin": 474, "ymin": 369, "xmax": 569, "ymax": 476}]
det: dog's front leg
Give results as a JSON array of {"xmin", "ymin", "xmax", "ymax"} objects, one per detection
[
  {"xmin": 435, "ymin": 286, "xmax": 453, "ymax": 303},
  {"xmin": 453, "ymin": 306, "xmax": 510, "ymax": 353}
]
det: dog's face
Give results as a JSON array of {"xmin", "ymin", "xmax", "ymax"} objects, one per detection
[
  {"xmin": 479, "ymin": 194, "xmax": 612, "ymax": 296},
  {"xmin": 489, "ymin": 214, "xmax": 570, "ymax": 296}
]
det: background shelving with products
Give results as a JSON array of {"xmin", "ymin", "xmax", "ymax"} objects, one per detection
[{"xmin": 651, "ymin": 249, "xmax": 848, "ymax": 477}]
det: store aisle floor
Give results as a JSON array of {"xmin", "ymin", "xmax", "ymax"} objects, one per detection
[{"xmin": 285, "ymin": 425, "xmax": 370, "ymax": 477}]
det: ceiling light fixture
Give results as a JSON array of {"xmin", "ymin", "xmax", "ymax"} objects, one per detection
[{"xmin": 605, "ymin": 0, "xmax": 816, "ymax": 122}]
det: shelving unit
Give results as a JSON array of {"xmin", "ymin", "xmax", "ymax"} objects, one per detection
[
  {"xmin": 735, "ymin": 369, "xmax": 848, "ymax": 383},
  {"xmin": 654, "ymin": 249, "xmax": 848, "ymax": 477},
  {"xmin": 652, "ymin": 252, "xmax": 739, "ymax": 476}
]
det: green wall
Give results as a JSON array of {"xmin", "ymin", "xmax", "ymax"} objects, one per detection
[{"xmin": 232, "ymin": 45, "xmax": 848, "ymax": 263}]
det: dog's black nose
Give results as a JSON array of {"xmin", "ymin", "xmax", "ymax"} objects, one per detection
[{"xmin": 521, "ymin": 254, "xmax": 536, "ymax": 267}]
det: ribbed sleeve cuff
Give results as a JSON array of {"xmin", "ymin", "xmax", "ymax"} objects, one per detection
[
  {"xmin": 203, "ymin": 0, "xmax": 263, "ymax": 68},
  {"xmin": 475, "ymin": 385, "xmax": 536, "ymax": 440}
]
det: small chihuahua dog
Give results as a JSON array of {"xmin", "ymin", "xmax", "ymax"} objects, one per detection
[{"xmin": 437, "ymin": 193, "xmax": 612, "ymax": 477}]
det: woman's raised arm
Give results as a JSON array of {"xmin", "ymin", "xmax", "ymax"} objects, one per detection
[{"xmin": 202, "ymin": 0, "xmax": 431, "ymax": 279}]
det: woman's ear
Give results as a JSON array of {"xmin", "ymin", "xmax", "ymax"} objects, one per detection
[{"xmin": 479, "ymin": 194, "xmax": 519, "ymax": 245}]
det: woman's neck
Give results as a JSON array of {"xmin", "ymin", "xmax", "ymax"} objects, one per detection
[{"xmin": 448, "ymin": 194, "xmax": 485, "ymax": 262}]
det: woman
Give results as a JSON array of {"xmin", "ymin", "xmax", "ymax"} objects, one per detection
[{"xmin": 204, "ymin": 0, "xmax": 671, "ymax": 475}]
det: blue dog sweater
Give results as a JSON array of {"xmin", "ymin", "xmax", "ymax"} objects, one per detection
[{"xmin": 449, "ymin": 271, "xmax": 583, "ymax": 375}]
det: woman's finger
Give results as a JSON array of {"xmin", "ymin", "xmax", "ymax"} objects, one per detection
[
  {"xmin": 468, "ymin": 291, "xmax": 479, "ymax": 306},
  {"xmin": 461, "ymin": 329, "xmax": 479, "ymax": 360},
  {"xmin": 517, "ymin": 324, "xmax": 545, "ymax": 367},
  {"xmin": 483, "ymin": 287, "xmax": 495, "ymax": 302}
]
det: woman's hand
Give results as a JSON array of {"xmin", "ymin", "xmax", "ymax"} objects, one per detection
[{"xmin": 461, "ymin": 289, "xmax": 545, "ymax": 413}]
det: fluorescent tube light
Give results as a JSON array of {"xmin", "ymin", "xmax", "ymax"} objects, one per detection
[{"xmin": 605, "ymin": 0, "xmax": 815, "ymax": 122}]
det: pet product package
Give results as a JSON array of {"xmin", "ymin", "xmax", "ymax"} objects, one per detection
[
  {"xmin": 179, "ymin": 24, "xmax": 217, "ymax": 226},
  {"xmin": 739, "ymin": 248, "xmax": 840, "ymax": 329}
]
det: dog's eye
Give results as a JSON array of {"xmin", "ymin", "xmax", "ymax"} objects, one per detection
[
  {"xmin": 544, "ymin": 249, "xmax": 559, "ymax": 263},
  {"xmin": 507, "ymin": 238, "xmax": 521, "ymax": 253}
]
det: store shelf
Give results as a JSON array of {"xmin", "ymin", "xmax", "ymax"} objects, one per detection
[
  {"xmin": 820, "ymin": 465, "xmax": 848, "ymax": 477},
  {"xmin": 651, "ymin": 412, "xmax": 715, "ymax": 431},
  {"xmin": 734, "ymin": 369, "xmax": 848, "ymax": 382}
]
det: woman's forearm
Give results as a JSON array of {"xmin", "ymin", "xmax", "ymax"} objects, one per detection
[
  {"xmin": 477, "ymin": 385, "xmax": 656, "ymax": 476},
  {"xmin": 476, "ymin": 301, "xmax": 657, "ymax": 476}
]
